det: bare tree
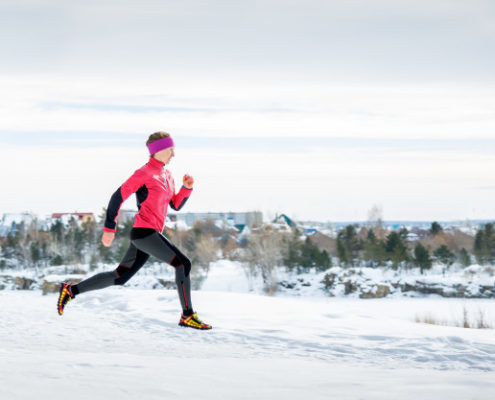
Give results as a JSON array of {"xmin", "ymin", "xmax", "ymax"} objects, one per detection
[
  {"xmin": 244, "ymin": 228, "xmax": 284, "ymax": 295},
  {"xmin": 367, "ymin": 204, "xmax": 383, "ymax": 228}
]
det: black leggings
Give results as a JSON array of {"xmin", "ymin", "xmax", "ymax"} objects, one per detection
[{"xmin": 72, "ymin": 228, "xmax": 193, "ymax": 314}]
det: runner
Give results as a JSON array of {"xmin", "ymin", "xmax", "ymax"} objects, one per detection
[{"xmin": 57, "ymin": 131, "xmax": 212, "ymax": 330}]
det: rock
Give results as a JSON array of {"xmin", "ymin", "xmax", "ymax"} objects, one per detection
[
  {"xmin": 278, "ymin": 281, "xmax": 296, "ymax": 289},
  {"xmin": 344, "ymin": 280, "xmax": 357, "ymax": 295},
  {"xmin": 360, "ymin": 284, "xmax": 390, "ymax": 299},
  {"xmin": 375, "ymin": 284, "xmax": 390, "ymax": 298},
  {"xmin": 41, "ymin": 278, "xmax": 83, "ymax": 295},
  {"xmin": 400, "ymin": 281, "xmax": 445, "ymax": 296},
  {"xmin": 42, "ymin": 281, "xmax": 60, "ymax": 295},
  {"xmin": 14, "ymin": 277, "xmax": 35, "ymax": 290},
  {"xmin": 157, "ymin": 279, "xmax": 176, "ymax": 289},
  {"xmin": 70, "ymin": 268, "xmax": 87, "ymax": 275}
]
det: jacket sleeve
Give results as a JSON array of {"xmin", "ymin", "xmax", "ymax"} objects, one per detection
[
  {"xmin": 169, "ymin": 185, "xmax": 193, "ymax": 211},
  {"xmin": 104, "ymin": 170, "xmax": 145, "ymax": 232}
]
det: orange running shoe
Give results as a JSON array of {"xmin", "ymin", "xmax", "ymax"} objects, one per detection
[
  {"xmin": 57, "ymin": 282, "xmax": 74, "ymax": 316},
  {"xmin": 179, "ymin": 312, "xmax": 212, "ymax": 330}
]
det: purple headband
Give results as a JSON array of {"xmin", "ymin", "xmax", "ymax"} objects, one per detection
[{"xmin": 147, "ymin": 136, "xmax": 175, "ymax": 155}]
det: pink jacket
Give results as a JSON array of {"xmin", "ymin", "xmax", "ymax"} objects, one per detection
[{"xmin": 104, "ymin": 157, "xmax": 192, "ymax": 233}]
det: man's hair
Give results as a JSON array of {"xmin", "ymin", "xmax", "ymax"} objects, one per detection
[{"xmin": 146, "ymin": 131, "xmax": 170, "ymax": 146}]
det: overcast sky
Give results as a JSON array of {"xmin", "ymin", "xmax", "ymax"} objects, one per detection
[{"xmin": 1, "ymin": 0, "xmax": 495, "ymax": 222}]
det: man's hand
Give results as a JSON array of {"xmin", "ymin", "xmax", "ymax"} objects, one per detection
[
  {"xmin": 183, "ymin": 174, "xmax": 194, "ymax": 189},
  {"xmin": 101, "ymin": 231, "xmax": 115, "ymax": 247}
]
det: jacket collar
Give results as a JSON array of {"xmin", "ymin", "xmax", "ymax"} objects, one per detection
[{"xmin": 147, "ymin": 156, "xmax": 165, "ymax": 169}]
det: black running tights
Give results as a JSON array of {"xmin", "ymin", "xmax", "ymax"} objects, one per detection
[{"xmin": 72, "ymin": 228, "xmax": 193, "ymax": 314}]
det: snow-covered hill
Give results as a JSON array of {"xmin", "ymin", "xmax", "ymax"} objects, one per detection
[{"xmin": 1, "ymin": 288, "xmax": 495, "ymax": 399}]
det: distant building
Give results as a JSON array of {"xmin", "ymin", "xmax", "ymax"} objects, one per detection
[
  {"xmin": 168, "ymin": 211, "xmax": 263, "ymax": 231},
  {"xmin": 0, "ymin": 213, "xmax": 36, "ymax": 235},
  {"xmin": 273, "ymin": 214, "xmax": 297, "ymax": 227},
  {"xmin": 51, "ymin": 212, "xmax": 95, "ymax": 224}
]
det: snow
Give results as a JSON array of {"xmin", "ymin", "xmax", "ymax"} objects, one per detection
[
  {"xmin": 1, "ymin": 288, "xmax": 495, "ymax": 399},
  {"xmin": 2, "ymin": 260, "xmax": 495, "ymax": 398}
]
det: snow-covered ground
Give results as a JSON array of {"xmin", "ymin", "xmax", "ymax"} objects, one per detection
[{"xmin": 1, "ymin": 287, "xmax": 495, "ymax": 399}]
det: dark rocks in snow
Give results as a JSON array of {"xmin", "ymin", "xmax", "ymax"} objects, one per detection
[
  {"xmin": 14, "ymin": 277, "xmax": 35, "ymax": 290},
  {"xmin": 344, "ymin": 280, "xmax": 357, "ymax": 295},
  {"xmin": 360, "ymin": 284, "xmax": 390, "ymax": 299},
  {"xmin": 278, "ymin": 281, "xmax": 296, "ymax": 289},
  {"xmin": 0, "ymin": 275, "xmax": 37, "ymax": 291},
  {"xmin": 322, "ymin": 269, "xmax": 495, "ymax": 299},
  {"xmin": 41, "ymin": 278, "xmax": 83, "ymax": 295},
  {"xmin": 157, "ymin": 279, "xmax": 176, "ymax": 289}
]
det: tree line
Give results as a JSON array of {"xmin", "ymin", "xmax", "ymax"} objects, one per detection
[
  {"xmin": 336, "ymin": 221, "xmax": 484, "ymax": 273},
  {"xmin": 0, "ymin": 217, "xmax": 493, "ymax": 277}
]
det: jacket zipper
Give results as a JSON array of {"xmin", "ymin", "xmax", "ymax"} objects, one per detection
[{"xmin": 161, "ymin": 165, "xmax": 169, "ymax": 231}]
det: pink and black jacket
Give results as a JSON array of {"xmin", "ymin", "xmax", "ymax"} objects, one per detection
[{"xmin": 104, "ymin": 157, "xmax": 192, "ymax": 233}]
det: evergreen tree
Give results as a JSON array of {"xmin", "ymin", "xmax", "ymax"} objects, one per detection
[
  {"xmin": 51, "ymin": 254, "xmax": 64, "ymax": 266},
  {"xmin": 50, "ymin": 219, "xmax": 64, "ymax": 243},
  {"xmin": 2, "ymin": 232, "xmax": 18, "ymax": 258},
  {"xmin": 336, "ymin": 225, "xmax": 360, "ymax": 266},
  {"xmin": 473, "ymin": 223, "xmax": 495, "ymax": 264},
  {"xmin": 458, "ymin": 247, "xmax": 471, "ymax": 267},
  {"xmin": 283, "ymin": 231, "xmax": 331, "ymax": 271},
  {"xmin": 384, "ymin": 231, "xmax": 408, "ymax": 268},
  {"xmin": 433, "ymin": 245, "xmax": 455, "ymax": 267},
  {"xmin": 398, "ymin": 227, "xmax": 409, "ymax": 240},
  {"xmin": 414, "ymin": 243, "xmax": 432, "ymax": 274},
  {"xmin": 284, "ymin": 233, "xmax": 300, "ymax": 269},
  {"xmin": 430, "ymin": 221, "xmax": 443, "ymax": 235},
  {"xmin": 362, "ymin": 229, "xmax": 386, "ymax": 267},
  {"xmin": 30, "ymin": 242, "xmax": 41, "ymax": 266},
  {"xmin": 298, "ymin": 237, "xmax": 331, "ymax": 271},
  {"xmin": 486, "ymin": 223, "xmax": 495, "ymax": 263}
]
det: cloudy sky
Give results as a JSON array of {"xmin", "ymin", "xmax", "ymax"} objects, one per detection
[{"xmin": 1, "ymin": 0, "xmax": 495, "ymax": 222}]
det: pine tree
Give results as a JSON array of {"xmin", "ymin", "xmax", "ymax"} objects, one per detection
[
  {"xmin": 430, "ymin": 221, "xmax": 443, "ymax": 236},
  {"xmin": 362, "ymin": 229, "xmax": 385, "ymax": 267},
  {"xmin": 30, "ymin": 242, "xmax": 41, "ymax": 267},
  {"xmin": 473, "ymin": 223, "xmax": 495, "ymax": 264},
  {"xmin": 414, "ymin": 243, "xmax": 432, "ymax": 274},
  {"xmin": 337, "ymin": 225, "xmax": 360, "ymax": 267},
  {"xmin": 433, "ymin": 245, "xmax": 455, "ymax": 267},
  {"xmin": 458, "ymin": 248, "xmax": 471, "ymax": 267},
  {"xmin": 385, "ymin": 231, "xmax": 408, "ymax": 268}
]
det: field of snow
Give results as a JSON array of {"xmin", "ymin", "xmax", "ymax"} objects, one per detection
[{"xmin": 1, "ymin": 286, "xmax": 495, "ymax": 399}]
